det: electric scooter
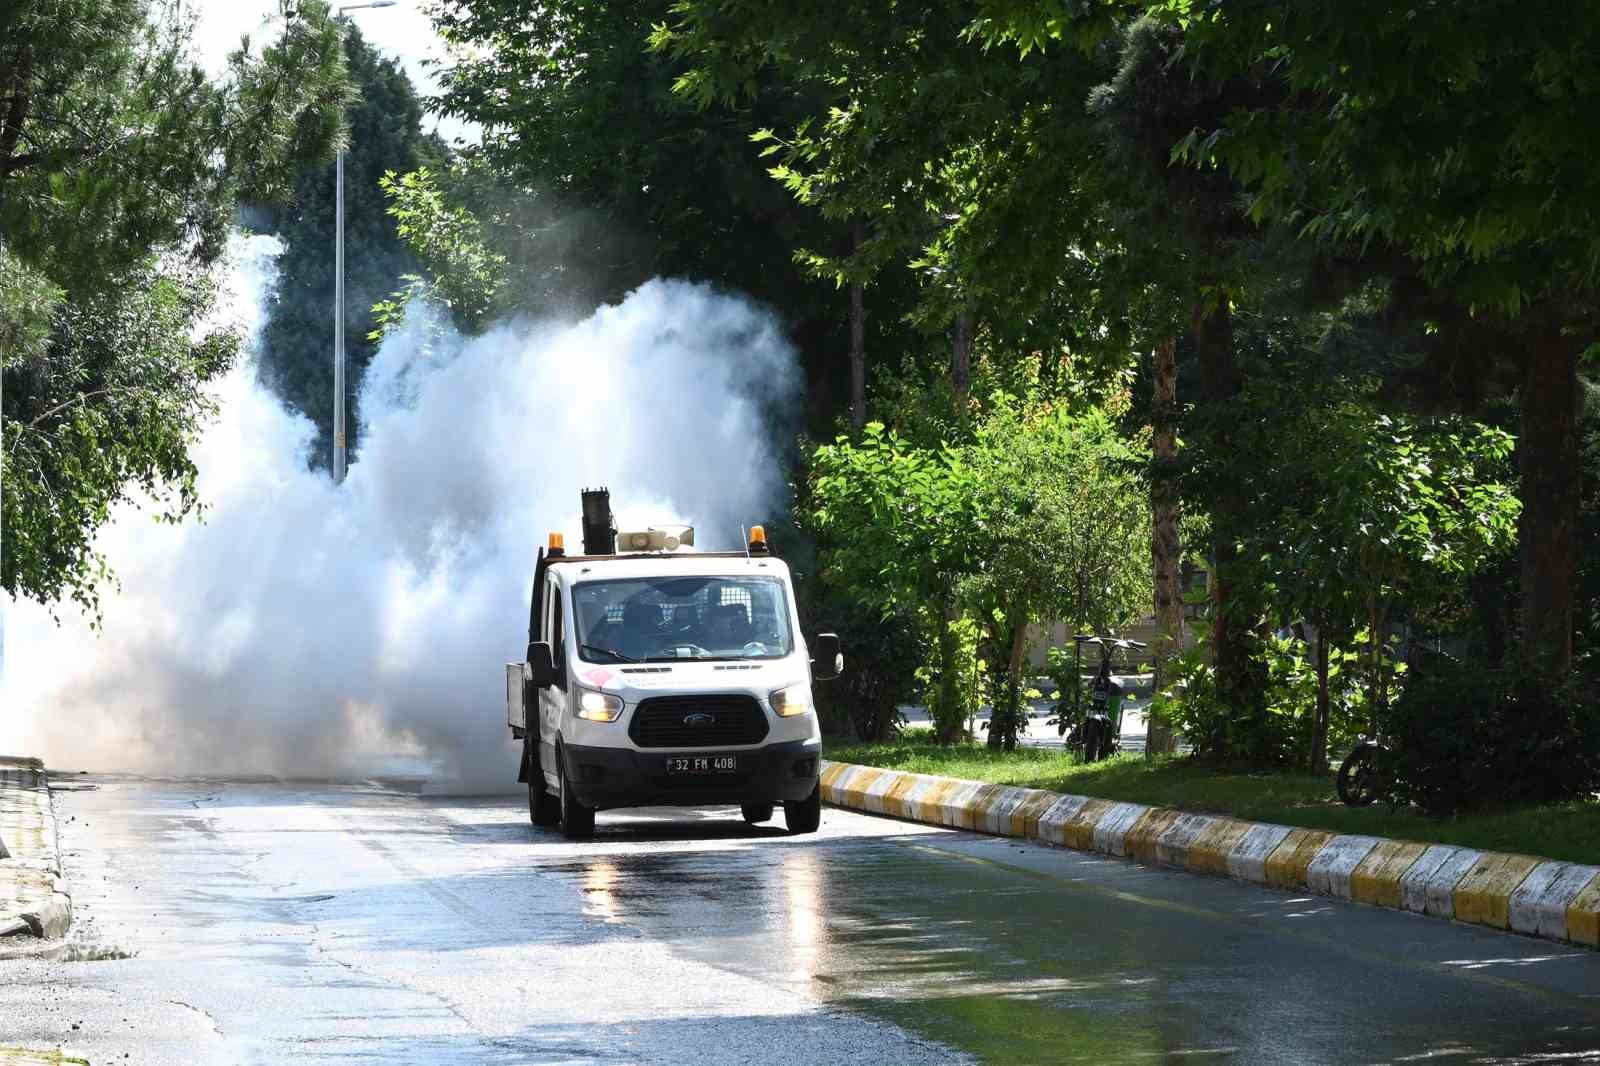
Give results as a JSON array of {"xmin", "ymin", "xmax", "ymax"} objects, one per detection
[{"xmin": 1052, "ymin": 635, "xmax": 1146, "ymax": 763}]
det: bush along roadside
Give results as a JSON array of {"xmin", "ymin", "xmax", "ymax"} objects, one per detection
[
  {"xmin": 1384, "ymin": 663, "xmax": 1600, "ymax": 815},
  {"xmin": 819, "ymin": 759, "xmax": 1600, "ymax": 949}
]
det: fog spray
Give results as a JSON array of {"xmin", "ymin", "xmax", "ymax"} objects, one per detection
[{"xmin": 1, "ymin": 234, "xmax": 800, "ymax": 787}]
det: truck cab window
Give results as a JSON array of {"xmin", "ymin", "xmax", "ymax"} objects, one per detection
[
  {"xmin": 546, "ymin": 578, "xmax": 565, "ymax": 684},
  {"xmin": 572, "ymin": 575, "xmax": 793, "ymax": 664}
]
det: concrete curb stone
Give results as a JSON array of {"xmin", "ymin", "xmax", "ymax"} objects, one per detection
[
  {"xmin": 821, "ymin": 758, "xmax": 1600, "ymax": 951},
  {"xmin": 0, "ymin": 757, "xmax": 72, "ymax": 941}
]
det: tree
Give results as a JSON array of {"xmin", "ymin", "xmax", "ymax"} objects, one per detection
[
  {"xmin": 962, "ymin": 398, "xmax": 1151, "ymax": 748},
  {"xmin": 1195, "ymin": 311, "xmax": 1521, "ymax": 766},
  {"xmin": 1147, "ymin": 0, "xmax": 1600, "ymax": 679},
  {"xmin": 1, "ymin": 0, "xmax": 350, "ymax": 609},
  {"xmin": 1146, "ymin": 336, "xmax": 1182, "ymax": 757},
  {"xmin": 254, "ymin": 24, "xmax": 437, "ymax": 469},
  {"xmin": 807, "ymin": 386, "xmax": 1150, "ymax": 747},
  {"xmin": 808, "ymin": 422, "xmax": 985, "ymax": 741},
  {"xmin": 425, "ymin": 0, "xmax": 892, "ymax": 433},
  {"xmin": 653, "ymin": 0, "xmax": 1126, "ymax": 404}
]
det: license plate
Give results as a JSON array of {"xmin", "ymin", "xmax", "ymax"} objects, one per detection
[{"xmin": 665, "ymin": 755, "xmax": 738, "ymax": 775}]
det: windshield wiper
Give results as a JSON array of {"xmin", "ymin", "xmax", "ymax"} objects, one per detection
[{"xmin": 580, "ymin": 644, "xmax": 640, "ymax": 663}]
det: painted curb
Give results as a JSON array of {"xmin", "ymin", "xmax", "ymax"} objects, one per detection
[
  {"xmin": 0, "ymin": 758, "xmax": 72, "ymax": 941},
  {"xmin": 821, "ymin": 759, "xmax": 1599, "ymax": 950}
]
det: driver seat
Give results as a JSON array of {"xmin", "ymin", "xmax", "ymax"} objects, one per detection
[
  {"xmin": 711, "ymin": 603, "xmax": 752, "ymax": 647},
  {"xmin": 618, "ymin": 600, "xmax": 661, "ymax": 658}
]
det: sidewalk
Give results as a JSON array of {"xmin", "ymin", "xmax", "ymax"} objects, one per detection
[{"xmin": 0, "ymin": 757, "xmax": 72, "ymax": 939}]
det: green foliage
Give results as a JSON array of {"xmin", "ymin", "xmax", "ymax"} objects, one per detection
[
  {"xmin": 1386, "ymin": 664, "xmax": 1600, "ymax": 816},
  {"xmin": 3, "ymin": 259, "xmax": 235, "ymax": 613},
  {"xmin": 0, "ymin": 0, "xmax": 349, "ymax": 281},
  {"xmin": 1259, "ymin": 634, "xmax": 1368, "ymax": 761},
  {"xmin": 254, "ymin": 25, "xmax": 436, "ymax": 469},
  {"xmin": 374, "ymin": 165, "xmax": 507, "ymax": 337},
  {"xmin": 653, "ymin": 0, "xmax": 1134, "ymax": 367},
  {"xmin": 1213, "ymin": 322, "xmax": 1519, "ymax": 722},
  {"xmin": 1, "ymin": 0, "xmax": 352, "ymax": 609},
  {"xmin": 1150, "ymin": 638, "xmax": 1229, "ymax": 760},
  {"xmin": 808, "ymin": 594, "xmax": 921, "ymax": 741},
  {"xmin": 807, "ymin": 390, "xmax": 1149, "ymax": 745},
  {"xmin": 915, "ymin": 612, "xmax": 987, "ymax": 743},
  {"xmin": 428, "ymin": 5, "xmax": 844, "ymax": 313},
  {"xmin": 0, "ymin": 243, "xmax": 60, "ymax": 366}
]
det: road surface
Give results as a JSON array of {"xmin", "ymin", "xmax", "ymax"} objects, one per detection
[{"xmin": 2, "ymin": 775, "xmax": 1597, "ymax": 1064}]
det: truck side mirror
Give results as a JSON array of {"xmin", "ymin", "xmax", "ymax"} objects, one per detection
[
  {"xmin": 811, "ymin": 632, "xmax": 843, "ymax": 682},
  {"xmin": 526, "ymin": 641, "xmax": 558, "ymax": 688}
]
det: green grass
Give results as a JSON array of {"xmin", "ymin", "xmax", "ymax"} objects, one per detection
[{"xmin": 826, "ymin": 732, "xmax": 1600, "ymax": 865}]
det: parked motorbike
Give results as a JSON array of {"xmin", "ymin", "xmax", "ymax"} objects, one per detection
[
  {"xmin": 1334, "ymin": 644, "xmax": 1456, "ymax": 806},
  {"xmin": 1336, "ymin": 737, "xmax": 1390, "ymax": 806},
  {"xmin": 1050, "ymin": 635, "xmax": 1145, "ymax": 763}
]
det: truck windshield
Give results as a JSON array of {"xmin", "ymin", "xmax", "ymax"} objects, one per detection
[{"xmin": 572, "ymin": 575, "xmax": 795, "ymax": 663}]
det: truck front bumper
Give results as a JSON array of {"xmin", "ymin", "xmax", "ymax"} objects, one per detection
[{"xmin": 561, "ymin": 738, "xmax": 821, "ymax": 811}]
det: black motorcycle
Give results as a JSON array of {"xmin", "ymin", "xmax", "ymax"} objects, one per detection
[{"xmin": 1336, "ymin": 736, "xmax": 1390, "ymax": 806}]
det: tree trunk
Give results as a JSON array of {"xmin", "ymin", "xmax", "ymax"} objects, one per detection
[
  {"xmin": 1518, "ymin": 330, "xmax": 1581, "ymax": 679},
  {"xmin": 1148, "ymin": 336, "xmax": 1183, "ymax": 758},
  {"xmin": 1365, "ymin": 594, "xmax": 1390, "ymax": 733},
  {"xmin": 988, "ymin": 619, "xmax": 1030, "ymax": 752},
  {"xmin": 0, "ymin": 45, "xmax": 34, "ymax": 173},
  {"xmin": 951, "ymin": 310, "xmax": 973, "ymax": 402},
  {"xmin": 1192, "ymin": 294, "xmax": 1254, "ymax": 744},
  {"xmin": 1311, "ymin": 626, "xmax": 1330, "ymax": 772},
  {"xmin": 1470, "ymin": 569, "xmax": 1509, "ymax": 669},
  {"xmin": 849, "ymin": 221, "xmax": 867, "ymax": 431},
  {"xmin": 935, "ymin": 601, "xmax": 963, "ymax": 744}
]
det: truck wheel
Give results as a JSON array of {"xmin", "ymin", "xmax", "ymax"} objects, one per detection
[
  {"xmin": 783, "ymin": 784, "xmax": 821, "ymax": 835},
  {"xmin": 557, "ymin": 747, "xmax": 595, "ymax": 840},
  {"xmin": 741, "ymin": 803, "xmax": 774, "ymax": 825}
]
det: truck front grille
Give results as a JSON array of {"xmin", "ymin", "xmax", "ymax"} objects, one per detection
[{"xmin": 629, "ymin": 694, "xmax": 770, "ymax": 748}]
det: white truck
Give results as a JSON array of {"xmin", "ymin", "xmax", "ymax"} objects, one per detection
[{"xmin": 507, "ymin": 491, "xmax": 841, "ymax": 840}]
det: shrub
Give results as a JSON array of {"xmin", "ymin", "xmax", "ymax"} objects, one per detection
[
  {"xmin": 810, "ymin": 600, "xmax": 920, "ymax": 741},
  {"xmin": 1260, "ymin": 634, "xmax": 1372, "ymax": 763},
  {"xmin": 1385, "ymin": 663, "xmax": 1600, "ymax": 814},
  {"xmin": 918, "ymin": 613, "xmax": 987, "ymax": 741}
]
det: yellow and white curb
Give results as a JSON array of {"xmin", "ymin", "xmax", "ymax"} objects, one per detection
[
  {"xmin": 0, "ymin": 758, "xmax": 72, "ymax": 940},
  {"xmin": 820, "ymin": 759, "xmax": 1600, "ymax": 950}
]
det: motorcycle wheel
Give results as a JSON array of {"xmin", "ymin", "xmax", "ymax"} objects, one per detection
[
  {"xmin": 1336, "ymin": 744, "xmax": 1383, "ymax": 807},
  {"xmin": 1082, "ymin": 720, "xmax": 1103, "ymax": 763}
]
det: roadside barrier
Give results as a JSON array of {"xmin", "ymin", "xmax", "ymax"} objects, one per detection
[{"xmin": 820, "ymin": 760, "xmax": 1600, "ymax": 950}]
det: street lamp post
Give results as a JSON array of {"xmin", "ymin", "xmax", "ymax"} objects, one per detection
[{"xmin": 332, "ymin": 0, "xmax": 396, "ymax": 483}]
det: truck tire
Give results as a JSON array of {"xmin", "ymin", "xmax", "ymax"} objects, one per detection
[
  {"xmin": 557, "ymin": 746, "xmax": 595, "ymax": 840},
  {"xmin": 783, "ymin": 784, "xmax": 821, "ymax": 835},
  {"xmin": 527, "ymin": 739, "xmax": 559, "ymax": 827},
  {"xmin": 741, "ymin": 803, "xmax": 774, "ymax": 825}
]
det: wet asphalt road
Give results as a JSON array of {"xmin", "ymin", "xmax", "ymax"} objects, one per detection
[{"xmin": 2, "ymin": 776, "xmax": 1599, "ymax": 1065}]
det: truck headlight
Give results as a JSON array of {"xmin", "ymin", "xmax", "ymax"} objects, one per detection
[
  {"xmin": 769, "ymin": 683, "xmax": 813, "ymax": 717},
  {"xmin": 576, "ymin": 688, "xmax": 624, "ymax": 722}
]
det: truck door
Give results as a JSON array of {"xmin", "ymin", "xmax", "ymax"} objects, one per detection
[{"xmin": 537, "ymin": 572, "xmax": 566, "ymax": 788}]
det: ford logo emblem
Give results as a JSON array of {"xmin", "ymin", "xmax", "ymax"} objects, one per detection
[{"xmin": 683, "ymin": 712, "xmax": 715, "ymax": 727}]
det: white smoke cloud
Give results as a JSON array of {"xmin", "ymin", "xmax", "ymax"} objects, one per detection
[{"xmin": 0, "ymin": 234, "xmax": 799, "ymax": 787}]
